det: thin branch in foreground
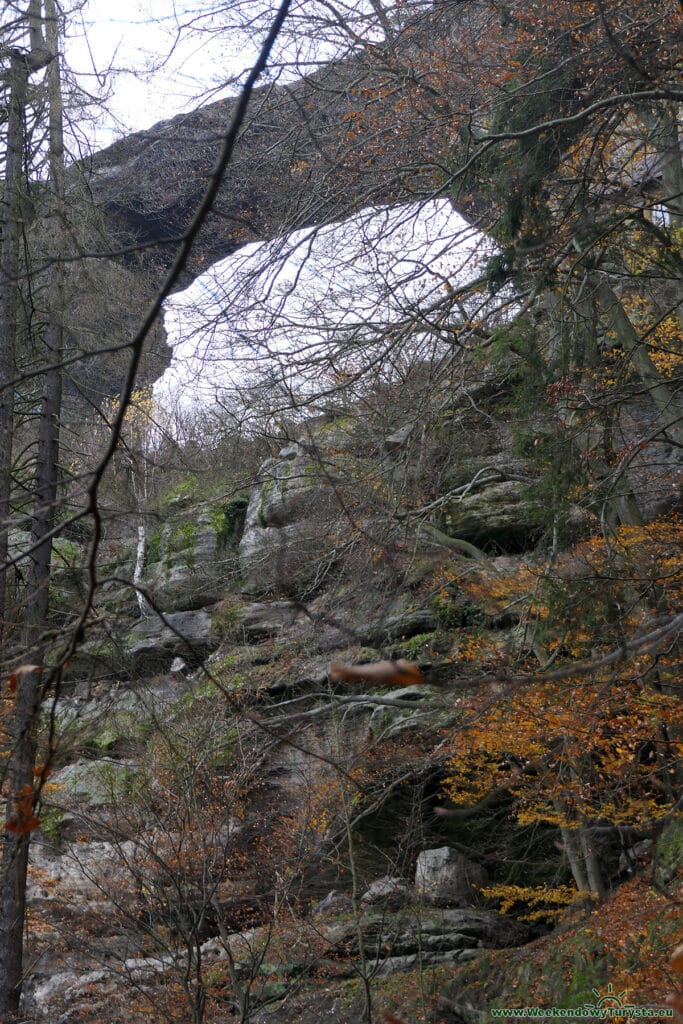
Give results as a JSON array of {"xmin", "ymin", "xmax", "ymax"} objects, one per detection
[{"xmin": 56, "ymin": 0, "xmax": 293, "ymax": 675}]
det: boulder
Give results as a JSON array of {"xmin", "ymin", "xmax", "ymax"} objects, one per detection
[
  {"xmin": 313, "ymin": 890, "xmax": 354, "ymax": 917},
  {"xmin": 239, "ymin": 601, "xmax": 307, "ymax": 641},
  {"xmin": 381, "ymin": 608, "xmax": 439, "ymax": 642},
  {"xmin": 415, "ymin": 847, "xmax": 488, "ymax": 906},
  {"xmin": 441, "ymin": 480, "xmax": 544, "ymax": 552},
  {"xmin": 126, "ymin": 609, "xmax": 216, "ymax": 674},
  {"xmin": 361, "ymin": 876, "xmax": 410, "ymax": 908}
]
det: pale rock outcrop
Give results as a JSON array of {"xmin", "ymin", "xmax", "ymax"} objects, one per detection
[
  {"xmin": 325, "ymin": 906, "xmax": 532, "ymax": 975},
  {"xmin": 361, "ymin": 875, "xmax": 411, "ymax": 908},
  {"xmin": 144, "ymin": 497, "xmax": 247, "ymax": 612},
  {"xmin": 415, "ymin": 846, "xmax": 488, "ymax": 906},
  {"xmin": 239, "ymin": 443, "xmax": 341, "ymax": 596},
  {"xmin": 51, "ymin": 759, "xmax": 136, "ymax": 811},
  {"xmin": 29, "ymin": 839, "xmax": 138, "ymax": 903}
]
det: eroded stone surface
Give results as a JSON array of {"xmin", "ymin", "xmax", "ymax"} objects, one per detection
[{"xmin": 415, "ymin": 847, "xmax": 489, "ymax": 907}]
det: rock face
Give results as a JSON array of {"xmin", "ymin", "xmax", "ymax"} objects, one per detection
[
  {"xmin": 23, "ymin": 364, "xmax": 679, "ymax": 1024},
  {"xmin": 239, "ymin": 443, "xmax": 341, "ymax": 596},
  {"xmin": 52, "ymin": 759, "xmax": 136, "ymax": 811},
  {"xmin": 126, "ymin": 609, "xmax": 216, "ymax": 673},
  {"xmin": 237, "ymin": 410, "xmax": 546, "ymax": 604},
  {"xmin": 435, "ymin": 415, "xmax": 546, "ymax": 551},
  {"xmin": 29, "ymin": 838, "xmax": 138, "ymax": 903},
  {"xmin": 145, "ymin": 498, "xmax": 247, "ymax": 612},
  {"xmin": 325, "ymin": 906, "xmax": 532, "ymax": 974},
  {"xmin": 87, "ymin": 8, "xmax": 489, "ymax": 287},
  {"xmin": 47, "ymin": 680, "xmax": 191, "ymax": 755},
  {"xmin": 238, "ymin": 600, "xmax": 308, "ymax": 641},
  {"xmin": 61, "ymin": 260, "xmax": 171, "ymax": 412},
  {"xmin": 415, "ymin": 847, "xmax": 489, "ymax": 907}
]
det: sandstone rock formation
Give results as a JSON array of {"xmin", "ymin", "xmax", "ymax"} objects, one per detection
[{"xmin": 415, "ymin": 847, "xmax": 489, "ymax": 907}]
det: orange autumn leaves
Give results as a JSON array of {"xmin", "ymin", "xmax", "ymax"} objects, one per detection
[
  {"xmin": 669, "ymin": 945, "xmax": 683, "ymax": 1020},
  {"xmin": 443, "ymin": 675, "xmax": 679, "ymax": 826},
  {"xmin": 2, "ymin": 665, "xmax": 47, "ymax": 836},
  {"xmin": 6, "ymin": 663, "xmax": 41, "ymax": 694},
  {"xmin": 3, "ymin": 765, "xmax": 51, "ymax": 836},
  {"xmin": 441, "ymin": 514, "xmax": 682, "ymax": 831},
  {"xmin": 5, "ymin": 785, "xmax": 40, "ymax": 835}
]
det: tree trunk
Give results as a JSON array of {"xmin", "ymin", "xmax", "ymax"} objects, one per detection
[
  {"xmin": 25, "ymin": 0, "xmax": 65, "ymax": 643},
  {"xmin": 0, "ymin": 667, "xmax": 42, "ymax": 1020},
  {"xmin": 595, "ymin": 278, "xmax": 683, "ymax": 449},
  {"xmin": 580, "ymin": 828, "xmax": 606, "ymax": 898},
  {"xmin": 558, "ymin": 824, "xmax": 591, "ymax": 893},
  {"xmin": 0, "ymin": 4, "xmax": 56, "ymax": 1015},
  {"xmin": 0, "ymin": 55, "xmax": 29, "ymax": 633},
  {"xmin": 133, "ymin": 523, "xmax": 149, "ymax": 615}
]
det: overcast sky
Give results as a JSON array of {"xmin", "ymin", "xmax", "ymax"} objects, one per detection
[{"xmin": 67, "ymin": 0, "xmax": 253, "ymax": 147}]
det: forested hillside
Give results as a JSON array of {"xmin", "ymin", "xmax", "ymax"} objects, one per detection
[{"xmin": 0, "ymin": 1, "xmax": 681, "ymax": 1022}]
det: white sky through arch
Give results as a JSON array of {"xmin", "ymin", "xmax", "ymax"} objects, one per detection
[
  {"xmin": 66, "ymin": 0, "xmax": 256, "ymax": 147},
  {"xmin": 159, "ymin": 200, "xmax": 494, "ymax": 414},
  {"xmin": 63, "ymin": 1, "xmax": 493, "ymax": 411}
]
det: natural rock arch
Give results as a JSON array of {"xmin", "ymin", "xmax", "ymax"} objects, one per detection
[
  {"xmin": 86, "ymin": 0, "xmax": 666, "ymax": 292},
  {"xmin": 76, "ymin": 0, "xmax": 676, "ymax": 416},
  {"xmin": 87, "ymin": 4, "xmax": 492, "ymax": 288}
]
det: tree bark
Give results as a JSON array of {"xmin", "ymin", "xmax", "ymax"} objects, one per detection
[
  {"xmin": 0, "ymin": 54, "xmax": 29, "ymax": 633},
  {"xmin": 595, "ymin": 279, "xmax": 683, "ymax": 449},
  {"xmin": 0, "ymin": 667, "xmax": 42, "ymax": 1020},
  {"xmin": 26, "ymin": 0, "xmax": 65, "ymax": 642},
  {"xmin": 0, "ymin": 5, "xmax": 56, "ymax": 1016}
]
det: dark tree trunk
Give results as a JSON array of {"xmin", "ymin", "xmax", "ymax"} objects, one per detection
[
  {"xmin": 0, "ymin": 54, "xmax": 29, "ymax": 633},
  {"xmin": 0, "ymin": 4, "xmax": 56, "ymax": 1015}
]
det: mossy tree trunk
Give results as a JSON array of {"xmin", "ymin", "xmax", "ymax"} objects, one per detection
[{"xmin": 0, "ymin": 3, "xmax": 60, "ymax": 1016}]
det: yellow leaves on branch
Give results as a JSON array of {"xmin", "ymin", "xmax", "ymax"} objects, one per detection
[
  {"xmin": 441, "ymin": 514, "xmax": 681, "ymax": 832},
  {"xmin": 443, "ymin": 675, "xmax": 679, "ymax": 826},
  {"xmin": 620, "ymin": 296, "xmax": 683, "ymax": 378},
  {"xmin": 480, "ymin": 883, "xmax": 578, "ymax": 922},
  {"xmin": 464, "ymin": 563, "xmax": 538, "ymax": 611},
  {"xmin": 467, "ymin": 514, "xmax": 683, "ymax": 647},
  {"xmin": 590, "ymin": 516, "xmax": 683, "ymax": 611},
  {"xmin": 102, "ymin": 386, "xmax": 156, "ymax": 452}
]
